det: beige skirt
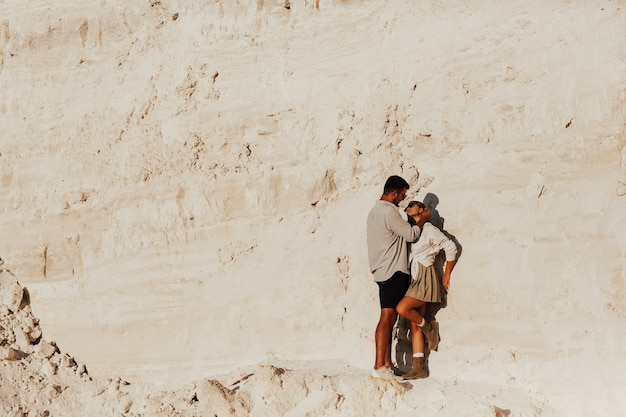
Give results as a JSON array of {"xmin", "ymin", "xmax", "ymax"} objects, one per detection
[{"xmin": 406, "ymin": 262, "xmax": 444, "ymax": 303}]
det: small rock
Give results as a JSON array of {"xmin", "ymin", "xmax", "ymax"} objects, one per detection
[
  {"xmin": 2, "ymin": 282, "xmax": 23, "ymax": 312},
  {"xmin": 28, "ymin": 327, "xmax": 42, "ymax": 343},
  {"xmin": 3, "ymin": 347, "xmax": 27, "ymax": 361},
  {"xmin": 49, "ymin": 352, "xmax": 61, "ymax": 366},
  {"xmin": 122, "ymin": 400, "xmax": 133, "ymax": 413},
  {"xmin": 14, "ymin": 328, "xmax": 31, "ymax": 350},
  {"xmin": 21, "ymin": 315, "xmax": 35, "ymax": 332},
  {"xmin": 61, "ymin": 354, "xmax": 77, "ymax": 368},
  {"xmin": 40, "ymin": 361, "xmax": 57, "ymax": 377},
  {"xmin": 76, "ymin": 364, "xmax": 88, "ymax": 376},
  {"xmin": 45, "ymin": 384, "xmax": 63, "ymax": 400},
  {"xmin": 36, "ymin": 341, "xmax": 58, "ymax": 359}
]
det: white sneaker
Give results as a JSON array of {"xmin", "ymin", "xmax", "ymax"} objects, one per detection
[{"xmin": 371, "ymin": 367, "xmax": 396, "ymax": 379}]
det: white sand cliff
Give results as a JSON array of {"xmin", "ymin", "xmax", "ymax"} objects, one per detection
[{"xmin": 1, "ymin": 0, "xmax": 626, "ymax": 415}]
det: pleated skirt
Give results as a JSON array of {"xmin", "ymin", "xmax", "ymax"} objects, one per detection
[{"xmin": 406, "ymin": 262, "xmax": 444, "ymax": 303}]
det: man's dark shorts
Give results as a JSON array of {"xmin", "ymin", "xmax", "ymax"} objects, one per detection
[{"xmin": 376, "ymin": 271, "xmax": 411, "ymax": 309}]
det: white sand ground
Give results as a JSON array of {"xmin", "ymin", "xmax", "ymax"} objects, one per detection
[{"xmin": 1, "ymin": 0, "xmax": 626, "ymax": 416}]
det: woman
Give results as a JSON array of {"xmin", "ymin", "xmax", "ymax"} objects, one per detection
[{"xmin": 396, "ymin": 201, "xmax": 458, "ymax": 379}]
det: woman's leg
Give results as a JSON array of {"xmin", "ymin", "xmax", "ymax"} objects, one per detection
[
  {"xmin": 409, "ymin": 304, "xmax": 427, "ymax": 354},
  {"xmin": 397, "ymin": 298, "xmax": 429, "ymax": 379},
  {"xmin": 397, "ymin": 296, "xmax": 429, "ymax": 354},
  {"xmin": 396, "ymin": 296, "xmax": 426, "ymax": 327}
]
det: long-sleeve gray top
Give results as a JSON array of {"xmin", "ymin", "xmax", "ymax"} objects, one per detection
[{"xmin": 367, "ymin": 200, "xmax": 422, "ymax": 282}]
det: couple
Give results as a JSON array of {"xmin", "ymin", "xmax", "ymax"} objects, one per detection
[{"xmin": 366, "ymin": 175, "xmax": 458, "ymax": 380}]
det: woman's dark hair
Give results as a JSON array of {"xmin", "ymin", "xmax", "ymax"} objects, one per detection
[{"xmin": 406, "ymin": 200, "xmax": 425, "ymax": 210}]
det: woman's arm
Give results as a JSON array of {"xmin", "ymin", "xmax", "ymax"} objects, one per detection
[
  {"xmin": 441, "ymin": 259, "xmax": 456, "ymax": 291},
  {"xmin": 431, "ymin": 227, "xmax": 458, "ymax": 291}
]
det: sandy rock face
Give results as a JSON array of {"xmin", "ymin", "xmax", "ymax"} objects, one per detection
[{"xmin": 1, "ymin": 0, "xmax": 626, "ymax": 416}]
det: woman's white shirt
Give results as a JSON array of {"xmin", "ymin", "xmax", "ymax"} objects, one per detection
[{"xmin": 409, "ymin": 222, "xmax": 457, "ymax": 275}]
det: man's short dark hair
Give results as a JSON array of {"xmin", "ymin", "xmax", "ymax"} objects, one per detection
[{"xmin": 383, "ymin": 175, "xmax": 409, "ymax": 194}]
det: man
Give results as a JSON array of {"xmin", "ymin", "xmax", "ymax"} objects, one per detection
[{"xmin": 366, "ymin": 175, "xmax": 422, "ymax": 378}]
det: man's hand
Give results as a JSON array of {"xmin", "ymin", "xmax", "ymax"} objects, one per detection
[{"xmin": 411, "ymin": 212, "xmax": 428, "ymax": 228}]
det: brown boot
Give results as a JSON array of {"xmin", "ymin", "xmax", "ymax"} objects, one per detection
[
  {"xmin": 421, "ymin": 321, "xmax": 440, "ymax": 352},
  {"xmin": 402, "ymin": 357, "xmax": 428, "ymax": 380}
]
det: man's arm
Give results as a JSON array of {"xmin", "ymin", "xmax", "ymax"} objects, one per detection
[{"xmin": 387, "ymin": 209, "xmax": 421, "ymax": 242}]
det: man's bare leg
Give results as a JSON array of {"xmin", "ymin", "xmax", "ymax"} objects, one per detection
[{"xmin": 375, "ymin": 308, "xmax": 397, "ymax": 369}]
